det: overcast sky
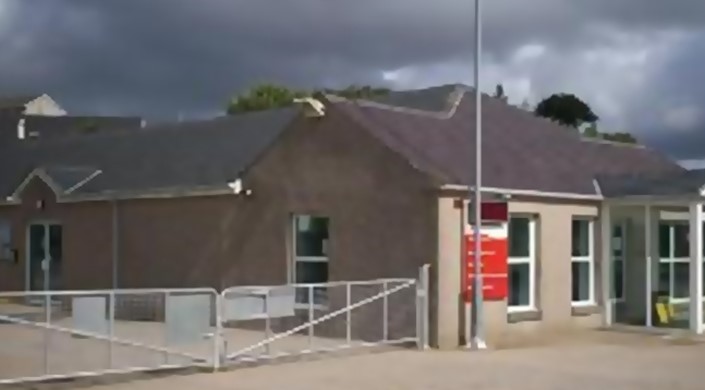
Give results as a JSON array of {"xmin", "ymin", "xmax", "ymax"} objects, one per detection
[{"xmin": 1, "ymin": 0, "xmax": 704, "ymax": 162}]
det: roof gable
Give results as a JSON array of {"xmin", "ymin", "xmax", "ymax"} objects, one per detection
[{"xmin": 10, "ymin": 166, "xmax": 102, "ymax": 200}]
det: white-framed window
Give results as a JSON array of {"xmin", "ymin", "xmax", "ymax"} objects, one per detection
[
  {"xmin": 0, "ymin": 219, "xmax": 11, "ymax": 261},
  {"xmin": 611, "ymin": 222, "xmax": 627, "ymax": 302},
  {"xmin": 292, "ymin": 214, "xmax": 330, "ymax": 306},
  {"xmin": 571, "ymin": 218, "xmax": 595, "ymax": 306},
  {"xmin": 507, "ymin": 216, "xmax": 536, "ymax": 312},
  {"xmin": 658, "ymin": 221, "xmax": 690, "ymax": 303}
]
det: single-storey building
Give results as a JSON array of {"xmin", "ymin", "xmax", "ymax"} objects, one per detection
[{"xmin": 0, "ymin": 84, "xmax": 699, "ymax": 348}]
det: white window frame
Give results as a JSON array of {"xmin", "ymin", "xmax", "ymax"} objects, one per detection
[
  {"xmin": 291, "ymin": 215, "xmax": 329, "ymax": 309},
  {"xmin": 611, "ymin": 221, "xmax": 627, "ymax": 302},
  {"xmin": 659, "ymin": 220, "xmax": 690, "ymax": 304},
  {"xmin": 571, "ymin": 218, "xmax": 595, "ymax": 307},
  {"xmin": 507, "ymin": 216, "xmax": 536, "ymax": 313}
]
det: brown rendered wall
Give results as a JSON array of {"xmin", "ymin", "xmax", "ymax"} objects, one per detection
[
  {"xmin": 0, "ymin": 178, "xmax": 114, "ymax": 291},
  {"xmin": 0, "ymin": 108, "xmax": 438, "ymax": 304}
]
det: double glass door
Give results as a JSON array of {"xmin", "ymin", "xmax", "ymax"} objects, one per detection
[{"xmin": 28, "ymin": 223, "xmax": 63, "ymax": 291}]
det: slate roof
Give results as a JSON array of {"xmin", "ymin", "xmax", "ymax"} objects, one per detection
[
  {"xmin": 596, "ymin": 169, "xmax": 705, "ymax": 198},
  {"xmin": 22, "ymin": 115, "xmax": 143, "ymax": 140},
  {"xmin": 0, "ymin": 84, "xmax": 686, "ymax": 201},
  {"xmin": 0, "ymin": 95, "xmax": 39, "ymax": 110},
  {"xmin": 328, "ymin": 84, "xmax": 684, "ymax": 196},
  {"xmin": 364, "ymin": 84, "xmax": 463, "ymax": 112},
  {"xmin": 0, "ymin": 107, "xmax": 299, "ymax": 199}
]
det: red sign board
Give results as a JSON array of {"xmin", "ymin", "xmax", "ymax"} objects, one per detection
[{"xmin": 463, "ymin": 233, "xmax": 508, "ymax": 302}]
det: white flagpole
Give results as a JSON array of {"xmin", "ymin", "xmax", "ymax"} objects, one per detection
[{"xmin": 471, "ymin": 0, "xmax": 486, "ymax": 350}]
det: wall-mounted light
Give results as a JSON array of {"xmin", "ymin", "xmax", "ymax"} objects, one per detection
[{"xmin": 228, "ymin": 179, "xmax": 253, "ymax": 197}]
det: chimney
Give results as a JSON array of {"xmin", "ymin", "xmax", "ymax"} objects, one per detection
[{"xmin": 17, "ymin": 118, "xmax": 25, "ymax": 139}]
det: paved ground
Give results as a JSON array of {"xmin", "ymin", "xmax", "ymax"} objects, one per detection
[{"xmin": 35, "ymin": 331, "xmax": 703, "ymax": 390}]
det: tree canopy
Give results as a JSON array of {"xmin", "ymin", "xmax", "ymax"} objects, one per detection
[
  {"xmin": 534, "ymin": 93, "xmax": 599, "ymax": 128},
  {"xmin": 227, "ymin": 84, "xmax": 639, "ymax": 145},
  {"xmin": 493, "ymin": 84, "xmax": 508, "ymax": 102},
  {"xmin": 226, "ymin": 84, "xmax": 390, "ymax": 114}
]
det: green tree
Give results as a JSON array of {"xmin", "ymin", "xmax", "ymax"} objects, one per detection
[
  {"xmin": 602, "ymin": 132, "xmax": 638, "ymax": 144},
  {"xmin": 227, "ymin": 84, "xmax": 390, "ymax": 114},
  {"xmin": 226, "ymin": 84, "xmax": 305, "ymax": 114},
  {"xmin": 583, "ymin": 123, "xmax": 600, "ymax": 138},
  {"xmin": 320, "ymin": 84, "xmax": 390, "ymax": 99},
  {"xmin": 534, "ymin": 93, "xmax": 599, "ymax": 128},
  {"xmin": 581, "ymin": 123, "xmax": 638, "ymax": 144},
  {"xmin": 493, "ymin": 84, "xmax": 508, "ymax": 102}
]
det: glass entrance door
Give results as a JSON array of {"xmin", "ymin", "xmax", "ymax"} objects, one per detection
[{"xmin": 28, "ymin": 223, "xmax": 63, "ymax": 291}]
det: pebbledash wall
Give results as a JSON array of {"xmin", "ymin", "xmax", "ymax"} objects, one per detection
[{"xmin": 435, "ymin": 194, "xmax": 605, "ymax": 349}]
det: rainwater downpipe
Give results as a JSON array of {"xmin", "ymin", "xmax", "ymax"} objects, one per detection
[{"xmin": 111, "ymin": 198, "xmax": 120, "ymax": 289}]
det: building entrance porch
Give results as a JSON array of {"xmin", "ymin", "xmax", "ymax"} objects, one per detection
[{"xmin": 604, "ymin": 202, "xmax": 704, "ymax": 334}]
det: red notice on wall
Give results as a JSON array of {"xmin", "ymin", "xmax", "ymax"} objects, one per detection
[{"xmin": 463, "ymin": 233, "xmax": 508, "ymax": 302}]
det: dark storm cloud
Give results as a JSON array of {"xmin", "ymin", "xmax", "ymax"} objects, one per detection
[
  {"xmin": 0, "ymin": 0, "xmax": 704, "ymax": 126},
  {"xmin": 634, "ymin": 32, "xmax": 705, "ymax": 160}
]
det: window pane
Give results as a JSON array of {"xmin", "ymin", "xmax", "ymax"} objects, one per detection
[
  {"xmin": 295, "ymin": 261, "xmax": 328, "ymax": 284},
  {"xmin": 571, "ymin": 261, "xmax": 591, "ymax": 302},
  {"xmin": 612, "ymin": 259, "xmax": 624, "ymax": 300},
  {"xmin": 508, "ymin": 218, "xmax": 530, "ymax": 258},
  {"xmin": 674, "ymin": 224, "xmax": 689, "ymax": 258},
  {"xmin": 658, "ymin": 262, "xmax": 671, "ymax": 295},
  {"xmin": 658, "ymin": 224, "xmax": 671, "ymax": 258},
  {"xmin": 295, "ymin": 262, "xmax": 329, "ymax": 305},
  {"xmin": 295, "ymin": 215, "xmax": 329, "ymax": 257},
  {"xmin": 508, "ymin": 263, "xmax": 530, "ymax": 307},
  {"xmin": 0, "ymin": 220, "xmax": 10, "ymax": 260},
  {"xmin": 612, "ymin": 225, "xmax": 623, "ymax": 257},
  {"xmin": 571, "ymin": 219, "xmax": 590, "ymax": 257},
  {"xmin": 673, "ymin": 262, "xmax": 690, "ymax": 299},
  {"xmin": 702, "ymin": 222, "xmax": 705, "ymax": 257}
]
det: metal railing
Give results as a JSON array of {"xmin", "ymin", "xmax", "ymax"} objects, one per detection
[
  {"xmin": 0, "ymin": 265, "xmax": 430, "ymax": 384},
  {"xmin": 0, "ymin": 288, "xmax": 219, "ymax": 385},
  {"xmin": 220, "ymin": 266, "xmax": 430, "ymax": 365}
]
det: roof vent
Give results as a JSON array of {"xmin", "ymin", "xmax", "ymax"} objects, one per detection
[{"xmin": 293, "ymin": 97, "xmax": 326, "ymax": 118}]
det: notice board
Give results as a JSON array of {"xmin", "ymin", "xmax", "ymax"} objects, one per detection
[{"xmin": 463, "ymin": 226, "xmax": 508, "ymax": 302}]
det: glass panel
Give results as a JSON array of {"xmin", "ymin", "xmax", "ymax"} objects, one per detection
[
  {"xmin": 571, "ymin": 220, "xmax": 590, "ymax": 257},
  {"xmin": 571, "ymin": 261, "xmax": 591, "ymax": 302},
  {"xmin": 612, "ymin": 259, "xmax": 624, "ymax": 300},
  {"xmin": 295, "ymin": 215, "xmax": 329, "ymax": 257},
  {"xmin": 295, "ymin": 261, "xmax": 328, "ymax": 284},
  {"xmin": 0, "ymin": 219, "xmax": 10, "ymax": 260},
  {"xmin": 508, "ymin": 263, "xmax": 530, "ymax": 307},
  {"xmin": 673, "ymin": 262, "xmax": 690, "ymax": 299},
  {"xmin": 702, "ymin": 221, "xmax": 705, "ymax": 257},
  {"xmin": 674, "ymin": 224, "xmax": 689, "ymax": 258},
  {"xmin": 48, "ymin": 225, "xmax": 63, "ymax": 290},
  {"xmin": 295, "ymin": 262, "xmax": 329, "ymax": 305},
  {"xmin": 658, "ymin": 224, "xmax": 670, "ymax": 258},
  {"xmin": 612, "ymin": 225, "xmax": 623, "ymax": 257},
  {"xmin": 508, "ymin": 218, "xmax": 530, "ymax": 258},
  {"xmin": 658, "ymin": 262, "xmax": 671, "ymax": 296},
  {"xmin": 29, "ymin": 224, "xmax": 46, "ymax": 291}
]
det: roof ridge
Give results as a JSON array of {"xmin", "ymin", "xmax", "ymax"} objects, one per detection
[
  {"xmin": 579, "ymin": 136, "xmax": 647, "ymax": 149},
  {"xmin": 324, "ymin": 85, "xmax": 466, "ymax": 119},
  {"xmin": 15, "ymin": 107, "xmax": 297, "ymax": 147}
]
